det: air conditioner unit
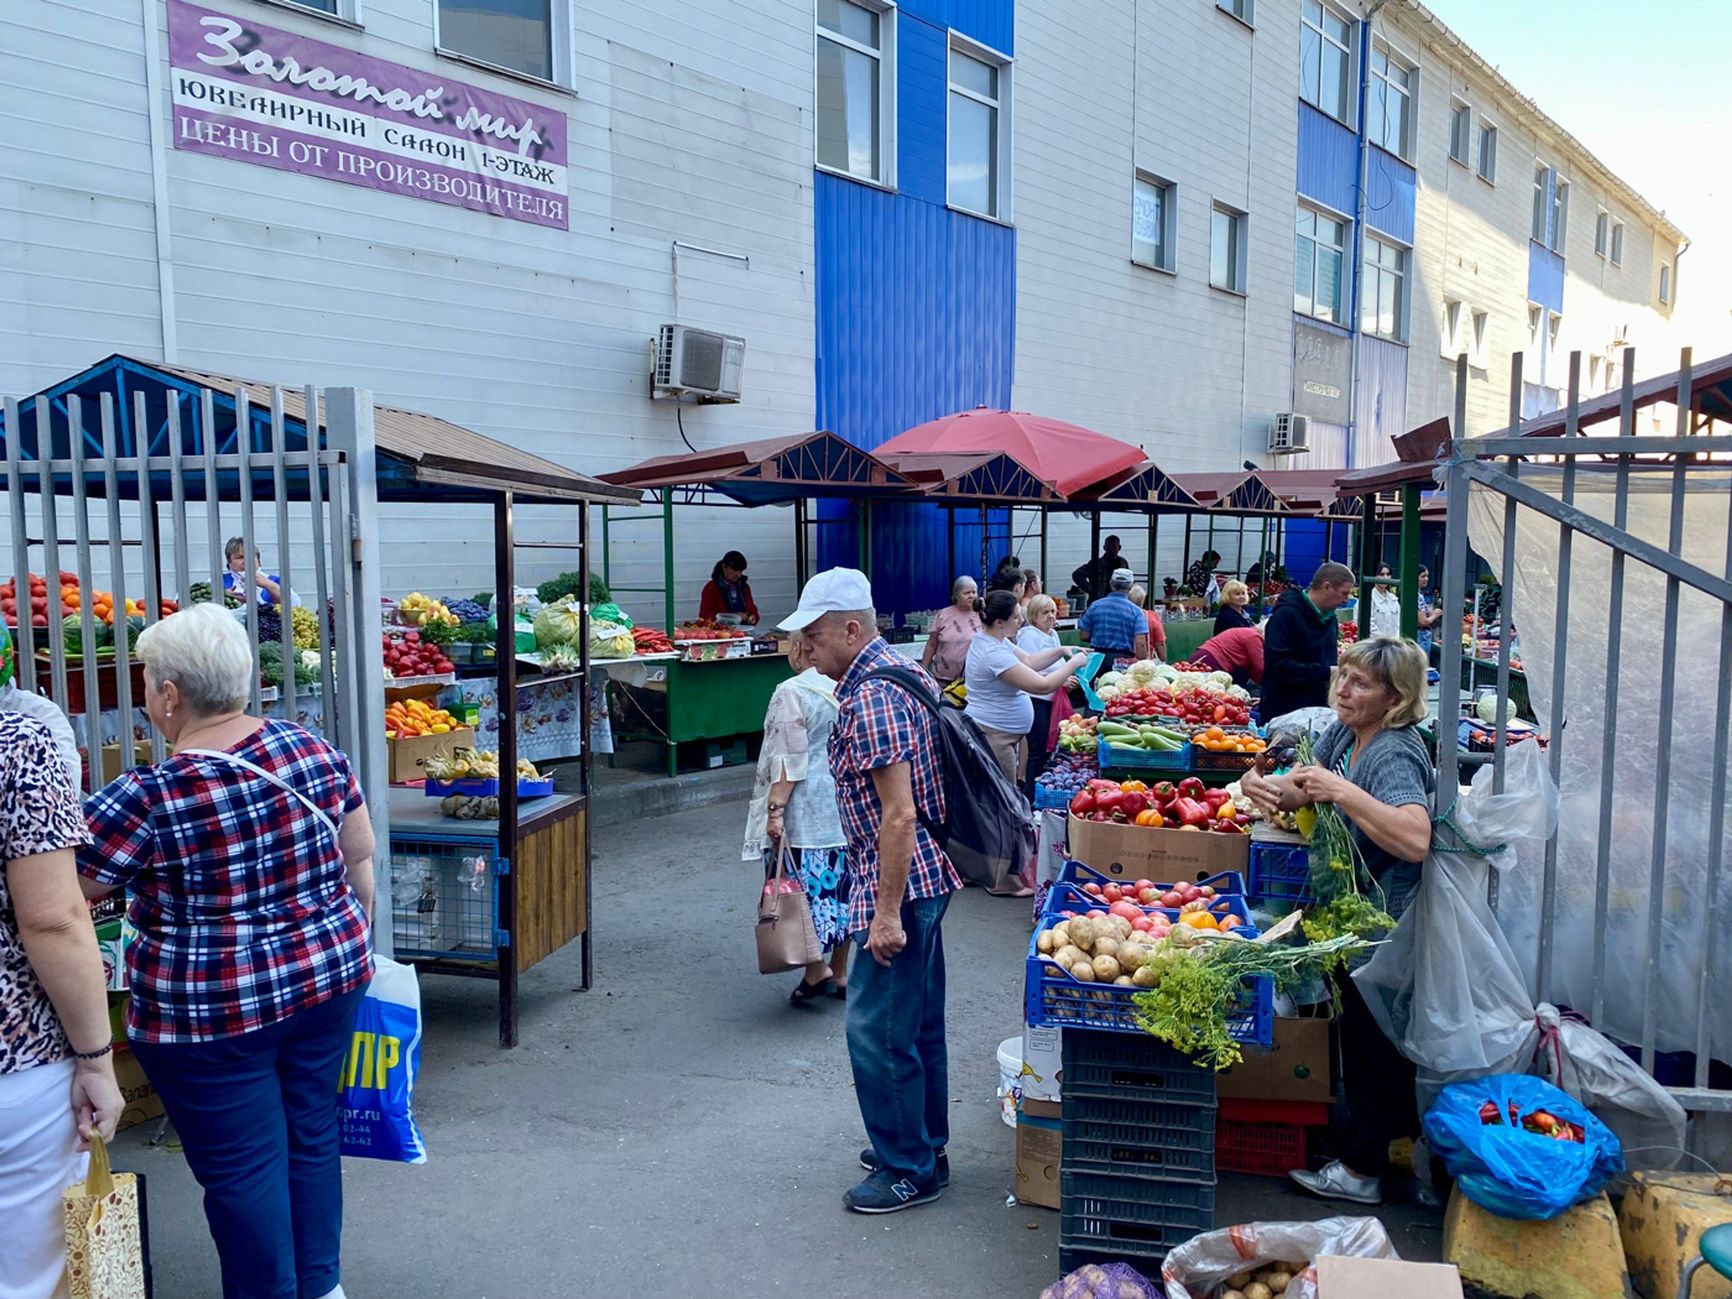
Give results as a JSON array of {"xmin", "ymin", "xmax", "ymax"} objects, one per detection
[
  {"xmin": 1268, "ymin": 411, "xmax": 1311, "ymax": 455},
  {"xmin": 652, "ymin": 323, "xmax": 745, "ymax": 403}
]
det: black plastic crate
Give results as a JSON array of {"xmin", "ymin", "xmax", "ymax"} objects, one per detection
[
  {"xmin": 1062, "ymin": 1028, "xmax": 1218, "ymax": 1106},
  {"xmin": 1058, "ymin": 1240, "xmax": 1168, "ymax": 1277},
  {"xmin": 1063, "ymin": 1094, "xmax": 1218, "ymax": 1183},
  {"xmin": 1060, "ymin": 1169, "xmax": 1216, "ymax": 1262}
]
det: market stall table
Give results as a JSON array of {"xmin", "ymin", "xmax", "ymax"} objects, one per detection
[
  {"xmin": 387, "ymin": 786, "xmax": 588, "ymax": 1044},
  {"xmin": 611, "ymin": 647, "xmax": 793, "ymax": 776}
]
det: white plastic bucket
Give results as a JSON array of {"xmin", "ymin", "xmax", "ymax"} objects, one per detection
[{"xmin": 996, "ymin": 1035, "xmax": 1023, "ymax": 1128}]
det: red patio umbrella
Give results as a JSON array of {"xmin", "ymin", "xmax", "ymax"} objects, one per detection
[{"xmin": 875, "ymin": 408, "xmax": 1146, "ymax": 498}]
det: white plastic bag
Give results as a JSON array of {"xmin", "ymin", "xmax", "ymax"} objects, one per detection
[
  {"xmin": 1160, "ymin": 1216, "xmax": 1399, "ymax": 1299},
  {"xmin": 339, "ymin": 956, "xmax": 428, "ymax": 1163},
  {"xmin": 1354, "ymin": 742, "xmax": 1557, "ymax": 1083},
  {"xmin": 1534, "ymin": 1006, "xmax": 1686, "ymax": 1170},
  {"xmin": 1261, "ymin": 707, "xmax": 1338, "ymax": 742}
]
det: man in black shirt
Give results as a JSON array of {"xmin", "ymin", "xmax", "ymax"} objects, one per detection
[{"xmin": 1071, "ymin": 536, "xmax": 1131, "ymax": 603}]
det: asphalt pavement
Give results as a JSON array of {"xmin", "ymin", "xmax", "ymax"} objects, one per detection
[{"xmin": 111, "ymin": 799, "xmax": 1442, "ymax": 1297}]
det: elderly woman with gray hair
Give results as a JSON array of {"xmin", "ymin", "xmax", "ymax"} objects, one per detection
[{"xmin": 77, "ymin": 603, "xmax": 375, "ymax": 1299}]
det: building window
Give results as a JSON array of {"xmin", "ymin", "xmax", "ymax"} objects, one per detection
[
  {"xmin": 1293, "ymin": 205, "xmax": 1345, "ymax": 322},
  {"xmin": 1133, "ymin": 173, "xmax": 1176, "ymax": 271},
  {"xmin": 1442, "ymin": 299, "xmax": 1464, "ymax": 359},
  {"xmin": 1300, "ymin": 0, "xmax": 1354, "ymax": 125},
  {"xmin": 1210, "ymin": 203, "xmax": 1248, "ymax": 295},
  {"xmin": 1527, "ymin": 302, "xmax": 1542, "ymax": 345},
  {"xmin": 1551, "ymin": 177, "xmax": 1569, "ymax": 252},
  {"xmin": 1470, "ymin": 309, "xmax": 1490, "ymax": 369},
  {"xmin": 1531, "ymin": 164, "xmax": 1549, "ymax": 243},
  {"xmin": 1610, "ymin": 220, "xmax": 1625, "ymax": 266},
  {"xmin": 1594, "ymin": 207, "xmax": 1609, "ymax": 258},
  {"xmin": 1548, "ymin": 311, "xmax": 1562, "ymax": 352},
  {"xmin": 1366, "ymin": 41, "xmax": 1414, "ymax": 159},
  {"xmin": 1477, "ymin": 119, "xmax": 1498, "ymax": 182},
  {"xmin": 948, "ymin": 38, "xmax": 1011, "ymax": 220},
  {"xmin": 1659, "ymin": 263, "xmax": 1672, "ymax": 304},
  {"xmin": 1218, "ymin": 0, "xmax": 1254, "ymax": 23},
  {"xmin": 1448, "ymin": 99, "xmax": 1471, "ymax": 166},
  {"xmin": 438, "ymin": 0, "xmax": 554, "ymax": 81},
  {"xmin": 1589, "ymin": 354, "xmax": 1602, "ymax": 389},
  {"xmin": 1361, "ymin": 234, "xmax": 1408, "ymax": 342},
  {"xmin": 817, "ymin": 0, "xmax": 894, "ymax": 185}
]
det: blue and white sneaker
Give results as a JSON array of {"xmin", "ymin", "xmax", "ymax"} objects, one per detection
[
  {"xmin": 860, "ymin": 1146, "xmax": 949, "ymax": 1187},
  {"xmin": 843, "ymin": 1168, "xmax": 942, "ymax": 1214}
]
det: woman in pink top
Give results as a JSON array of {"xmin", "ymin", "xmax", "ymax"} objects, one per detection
[
  {"xmin": 1127, "ymin": 584, "xmax": 1167, "ymax": 661},
  {"xmin": 921, "ymin": 577, "xmax": 981, "ymax": 685},
  {"xmin": 1193, "ymin": 625, "xmax": 1265, "ymax": 686}
]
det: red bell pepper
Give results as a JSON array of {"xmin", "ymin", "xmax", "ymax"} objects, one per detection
[
  {"xmin": 1202, "ymin": 788, "xmax": 1231, "ymax": 809},
  {"xmin": 1151, "ymin": 781, "xmax": 1177, "ymax": 807},
  {"xmin": 1094, "ymin": 787, "xmax": 1125, "ymax": 816},
  {"xmin": 1118, "ymin": 791, "xmax": 1150, "ymax": 818},
  {"xmin": 1170, "ymin": 797, "xmax": 1210, "ymax": 828},
  {"xmin": 1070, "ymin": 790, "xmax": 1096, "ymax": 815},
  {"xmin": 1177, "ymin": 776, "xmax": 1206, "ymax": 801}
]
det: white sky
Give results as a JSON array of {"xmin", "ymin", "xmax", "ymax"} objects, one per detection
[{"xmin": 1437, "ymin": 0, "xmax": 1732, "ymax": 356}]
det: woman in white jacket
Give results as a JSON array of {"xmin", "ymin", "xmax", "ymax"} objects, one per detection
[{"xmin": 1368, "ymin": 564, "xmax": 1402, "ymax": 640}]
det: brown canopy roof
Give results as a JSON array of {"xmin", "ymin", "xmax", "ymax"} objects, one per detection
[
  {"xmin": 601, "ymin": 431, "xmax": 916, "ymax": 505},
  {"xmin": 1501, "ymin": 351, "xmax": 1732, "ymax": 438}
]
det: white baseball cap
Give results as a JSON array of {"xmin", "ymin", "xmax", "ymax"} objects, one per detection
[{"xmin": 779, "ymin": 567, "xmax": 874, "ymax": 631}]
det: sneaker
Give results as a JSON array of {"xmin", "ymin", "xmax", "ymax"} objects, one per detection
[
  {"xmin": 860, "ymin": 1146, "xmax": 949, "ymax": 1187},
  {"xmin": 843, "ymin": 1168, "xmax": 942, "ymax": 1214},
  {"xmin": 1289, "ymin": 1160, "xmax": 1383, "ymax": 1205}
]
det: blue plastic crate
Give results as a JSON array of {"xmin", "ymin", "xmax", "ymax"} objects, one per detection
[
  {"xmin": 424, "ymin": 776, "xmax": 555, "ymax": 799},
  {"xmin": 1058, "ymin": 859, "xmax": 1248, "ymax": 897},
  {"xmin": 1097, "ymin": 736, "xmax": 1190, "ymax": 772},
  {"xmin": 1248, "ymin": 835, "xmax": 1312, "ymax": 905},
  {"xmin": 1042, "ymin": 881, "xmax": 1258, "ymax": 934},
  {"xmin": 1033, "ymin": 784, "xmax": 1074, "ymax": 811},
  {"xmin": 1063, "ymin": 1094, "xmax": 1218, "ymax": 1183}
]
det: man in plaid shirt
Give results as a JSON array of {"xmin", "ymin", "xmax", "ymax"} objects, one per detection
[{"xmin": 783, "ymin": 568, "xmax": 961, "ymax": 1214}]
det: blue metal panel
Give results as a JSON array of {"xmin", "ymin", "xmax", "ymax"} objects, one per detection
[
  {"xmin": 1528, "ymin": 241, "xmax": 1565, "ymax": 313},
  {"xmin": 1364, "ymin": 147, "xmax": 1415, "ymax": 244},
  {"xmin": 1352, "ymin": 335, "xmax": 1409, "ymax": 469},
  {"xmin": 898, "ymin": 0, "xmax": 1012, "ymax": 55},
  {"xmin": 897, "ymin": 15, "xmax": 948, "ymax": 206},
  {"xmin": 1296, "ymin": 102, "xmax": 1357, "ymax": 216}
]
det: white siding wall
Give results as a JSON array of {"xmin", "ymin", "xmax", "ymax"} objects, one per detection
[
  {"xmin": 1013, "ymin": 0, "xmax": 1299, "ymax": 589},
  {"xmin": 1, "ymin": 0, "xmax": 816, "ymax": 626}
]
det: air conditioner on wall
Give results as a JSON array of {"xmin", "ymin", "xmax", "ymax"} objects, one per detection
[
  {"xmin": 1268, "ymin": 411, "xmax": 1311, "ymax": 455},
  {"xmin": 652, "ymin": 324, "xmax": 745, "ymax": 403}
]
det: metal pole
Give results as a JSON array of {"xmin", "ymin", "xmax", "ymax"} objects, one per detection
[
  {"xmin": 1256, "ymin": 515, "xmax": 1270, "ymax": 620},
  {"xmin": 67, "ymin": 396, "xmax": 103, "ymax": 792},
  {"xmin": 1399, "ymin": 485, "xmax": 1420, "ymax": 640},
  {"xmin": 1435, "ymin": 355, "xmax": 1472, "ymax": 802},
  {"xmin": 1090, "ymin": 511, "xmax": 1102, "ymax": 594},
  {"xmin": 1696, "ymin": 377, "xmax": 1732, "ymax": 1095},
  {"xmin": 493, "ymin": 492, "xmax": 520, "ymax": 1047},
  {"xmin": 660, "ymin": 487, "xmax": 675, "ymax": 631},
  {"xmin": 1182, "ymin": 514, "xmax": 1193, "ymax": 585},
  {"xmin": 577, "ymin": 497, "xmax": 594, "ymax": 994},
  {"xmin": 1491, "ymin": 355, "xmax": 1522, "ymax": 795},
  {"xmin": 1039, "ymin": 507, "xmax": 1049, "ymax": 586}
]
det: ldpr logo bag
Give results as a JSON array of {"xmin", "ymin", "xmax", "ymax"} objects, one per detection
[{"xmin": 340, "ymin": 956, "xmax": 428, "ymax": 1163}]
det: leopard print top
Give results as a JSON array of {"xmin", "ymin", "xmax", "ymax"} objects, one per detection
[{"xmin": 1, "ymin": 710, "xmax": 93, "ymax": 1074}]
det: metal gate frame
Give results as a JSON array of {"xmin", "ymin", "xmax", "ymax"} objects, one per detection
[
  {"xmin": 1436, "ymin": 347, "xmax": 1731, "ymax": 1117},
  {"xmin": 3, "ymin": 383, "xmax": 392, "ymax": 947}
]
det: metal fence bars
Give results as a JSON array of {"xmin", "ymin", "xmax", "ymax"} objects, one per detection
[{"xmin": 1437, "ymin": 347, "xmax": 1731, "ymax": 1144}]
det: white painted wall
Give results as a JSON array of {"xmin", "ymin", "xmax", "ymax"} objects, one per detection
[{"xmin": 1, "ymin": 0, "xmax": 816, "ymax": 627}]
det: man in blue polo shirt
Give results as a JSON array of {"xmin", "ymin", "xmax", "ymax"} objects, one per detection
[{"xmin": 1077, "ymin": 568, "xmax": 1150, "ymax": 664}]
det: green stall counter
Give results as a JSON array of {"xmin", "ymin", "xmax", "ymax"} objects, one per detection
[{"xmin": 614, "ymin": 651, "xmax": 793, "ymax": 777}]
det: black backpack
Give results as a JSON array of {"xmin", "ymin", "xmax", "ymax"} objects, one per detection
[{"xmin": 866, "ymin": 667, "xmax": 1035, "ymax": 893}]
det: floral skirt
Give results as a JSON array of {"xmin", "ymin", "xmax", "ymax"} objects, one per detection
[{"xmin": 763, "ymin": 845, "xmax": 852, "ymax": 951}]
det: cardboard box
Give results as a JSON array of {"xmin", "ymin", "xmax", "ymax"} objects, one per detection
[
  {"xmin": 1216, "ymin": 1013, "xmax": 1333, "ymax": 1104},
  {"xmin": 1067, "ymin": 812, "xmax": 1248, "ymax": 881},
  {"xmin": 1014, "ymin": 1098, "xmax": 1062, "ymax": 1210},
  {"xmin": 1020, "ymin": 1024, "xmax": 1063, "ymax": 1102},
  {"xmin": 387, "ymin": 726, "xmax": 475, "ymax": 784},
  {"xmin": 1317, "ymin": 1256, "xmax": 1463, "ymax": 1297},
  {"xmin": 113, "ymin": 1046, "xmax": 165, "ymax": 1132}
]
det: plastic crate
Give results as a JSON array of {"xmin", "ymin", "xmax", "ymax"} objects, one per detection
[
  {"xmin": 1214, "ymin": 1119, "xmax": 1309, "ymax": 1177},
  {"xmin": 1190, "ymin": 747, "xmax": 1261, "ymax": 774},
  {"xmin": 1043, "ymin": 881, "xmax": 1258, "ymax": 933},
  {"xmin": 1028, "ymin": 937, "xmax": 1274, "ymax": 1046},
  {"xmin": 1060, "ymin": 1029, "xmax": 1218, "ymax": 1106},
  {"xmin": 423, "ymin": 776, "xmax": 555, "ymax": 799},
  {"xmin": 1248, "ymin": 836, "xmax": 1312, "ymax": 906},
  {"xmin": 1097, "ymin": 736, "xmax": 1190, "ymax": 773},
  {"xmin": 1060, "ymin": 1170, "xmax": 1216, "ymax": 1266},
  {"xmin": 1058, "ymin": 860, "xmax": 1248, "ymax": 897},
  {"xmin": 1033, "ymin": 784, "xmax": 1074, "ymax": 810},
  {"xmin": 1063, "ymin": 1094, "xmax": 1218, "ymax": 1183}
]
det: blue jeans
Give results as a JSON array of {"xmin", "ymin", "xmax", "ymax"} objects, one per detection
[
  {"xmin": 131, "ymin": 984, "xmax": 366, "ymax": 1299},
  {"xmin": 846, "ymin": 893, "xmax": 951, "ymax": 1185}
]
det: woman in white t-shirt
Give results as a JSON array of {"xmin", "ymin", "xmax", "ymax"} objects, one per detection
[
  {"xmin": 965, "ymin": 591, "xmax": 1087, "ymax": 789},
  {"xmin": 1015, "ymin": 594, "xmax": 1066, "ymax": 798}
]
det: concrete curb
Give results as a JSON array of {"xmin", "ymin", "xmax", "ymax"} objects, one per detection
[{"xmin": 588, "ymin": 763, "xmax": 756, "ymax": 828}]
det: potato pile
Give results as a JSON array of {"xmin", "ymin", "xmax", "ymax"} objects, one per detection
[
  {"xmin": 1035, "ymin": 913, "xmax": 1162, "ymax": 987},
  {"xmin": 1218, "ymin": 1262, "xmax": 1305, "ymax": 1299}
]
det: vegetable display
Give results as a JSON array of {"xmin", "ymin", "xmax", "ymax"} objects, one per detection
[
  {"xmin": 424, "ymin": 748, "xmax": 540, "ymax": 782},
  {"xmin": 1276, "ymin": 733, "xmax": 1395, "ymax": 951},
  {"xmin": 1034, "ymin": 751, "xmax": 1097, "ymax": 802},
  {"xmin": 1093, "ymin": 659, "xmax": 1251, "ymax": 707},
  {"xmin": 1217, "ymin": 1262, "xmax": 1306, "ymax": 1299},
  {"xmin": 1070, "ymin": 777, "xmax": 1253, "ymax": 833},
  {"xmin": 1191, "ymin": 725, "xmax": 1267, "ymax": 755},
  {"xmin": 397, "ymin": 592, "xmax": 459, "ymax": 627},
  {"xmin": 1040, "ymin": 1262, "xmax": 1156, "ymax": 1299},
  {"xmin": 1107, "ymin": 684, "xmax": 1253, "ymax": 727},
  {"xmin": 382, "ymin": 632, "xmax": 453, "ymax": 678},
  {"xmin": 673, "ymin": 620, "xmax": 748, "ymax": 641},
  {"xmin": 385, "ymin": 699, "xmax": 460, "ymax": 738},
  {"xmin": 1098, "ymin": 718, "xmax": 1187, "ymax": 758},
  {"xmin": 258, "ymin": 641, "xmax": 319, "ymax": 689},
  {"xmin": 631, "ymin": 627, "xmax": 674, "ymax": 654},
  {"xmin": 531, "ymin": 601, "xmax": 584, "ymax": 650},
  {"xmin": 1055, "ymin": 714, "xmax": 1099, "ymax": 752}
]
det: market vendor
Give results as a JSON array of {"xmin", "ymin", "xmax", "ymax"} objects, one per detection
[
  {"xmin": 1071, "ymin": 535, "xmax": 1130, "ymax": 603},
  {"xmin": 1192, "ymin": 624, "xmax": 1264, "ymax": 687},
  {"xmin": 699, "ymin": 550, "xmax": 759, "ymax": 625},
  {"xmin": 223, "ymin": 537, "xmax": 296, "ymax": 608},
  {"xmin": 1258, "ymin": 562, "xmax": 1354, "ymax": 724},
  {"xmin": 1240, "ymin": 636, "xmax": 1435, "ymax": 1207}
]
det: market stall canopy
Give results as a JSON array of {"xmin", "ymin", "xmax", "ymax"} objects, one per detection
[
  {"xmin": 877, "ymin": 450, "xmax": 1060, "ymax": 503},
  {"xmin": 1067, "ymin": 459, "xmax": 1203, "ymax": 511},
  {"xmin": 1170, "ymin": 471, "xmax": 1289, "ymax": 516},
  {"xmin": 1333, "ymin": 416, "xmax": 1452, "ymax": 496},
  {"xmin": 1504, "ymin": 350, "xmax": 1732, "ymax": 438},
  {"xmin": 599, "ymin": 430, "xmax": 916, "ymax": 506},
  {"xmin": 0, "ymin": 354, "xmax": 637, "ymax": 506},
  {"xmin": 1257, "ymin": 468, "xmax": 1364, "ymax": 517},
  {"xmin": 874, "ymin": 408, "xmax": 1146, "ymax": 498}
]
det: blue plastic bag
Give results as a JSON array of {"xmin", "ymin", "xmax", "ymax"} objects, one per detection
[
  {"xmin": 1423, "ymin": 1074, "xmax": 1621, "ymax": 1220},
  {"xmin": 339, "ymin": 957, "xmax": 428, "ymax": 1163}
]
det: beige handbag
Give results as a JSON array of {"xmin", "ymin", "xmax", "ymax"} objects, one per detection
[
  {"xmin": 63, "ymin": 1131, "xmax": 147, "ymax": 1299},
  {"xmin": 756, "ymin": 844, "xmax": 822, "ymax": 974}
]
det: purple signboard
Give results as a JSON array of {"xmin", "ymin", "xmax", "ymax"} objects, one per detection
[{"xmin": 167, "ymin": 0, "xmax": 569, "ymax": 229}]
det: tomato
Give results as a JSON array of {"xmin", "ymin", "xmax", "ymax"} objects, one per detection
[
  {"xmin": 1134, "ymin": 878, "xmax": 1154, "ymax": 892},
  {"xmin": 1102, "ymin": 884, "xmax": 1122, "ymax": 903},
  {"xmin": 1082, "ymin": 882, "xmax": 1103, "ymax": 897},
  {"xmin": 1108, "ymin": 901, "xmax": 1142, "ymax": 921},
  {"xmin": 1131, "ymin": 916, "xmax": 1154, "ymax": 932},
  {"xmin": 1159, "ymin": 890, "xmax": 1183, "ymax": 908}
]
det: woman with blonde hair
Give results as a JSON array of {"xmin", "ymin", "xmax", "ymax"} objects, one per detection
[
  {"xmin": 743, "ymin": 632, "xmax": 850, "ymax": 1003},
  {"xmin": 1015, "ymin": 594, "xmax": 1064, "ymax": 797},
  {"xmin": 1125, "ymin": 584, "xmax": 1167, "ymax": 661},
  {"xmin": 1214, "ymin": 579, "xmax": 1255, "ymax": 635},
  {"xmin": 1241, "ymin": 636, "xmax": 1434, "ymax": 1207}
]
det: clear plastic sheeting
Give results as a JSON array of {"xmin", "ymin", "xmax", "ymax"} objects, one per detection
[{"xmin": 1468, "ymin": 467, "xmax": 1732, "ymax": 1063}]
